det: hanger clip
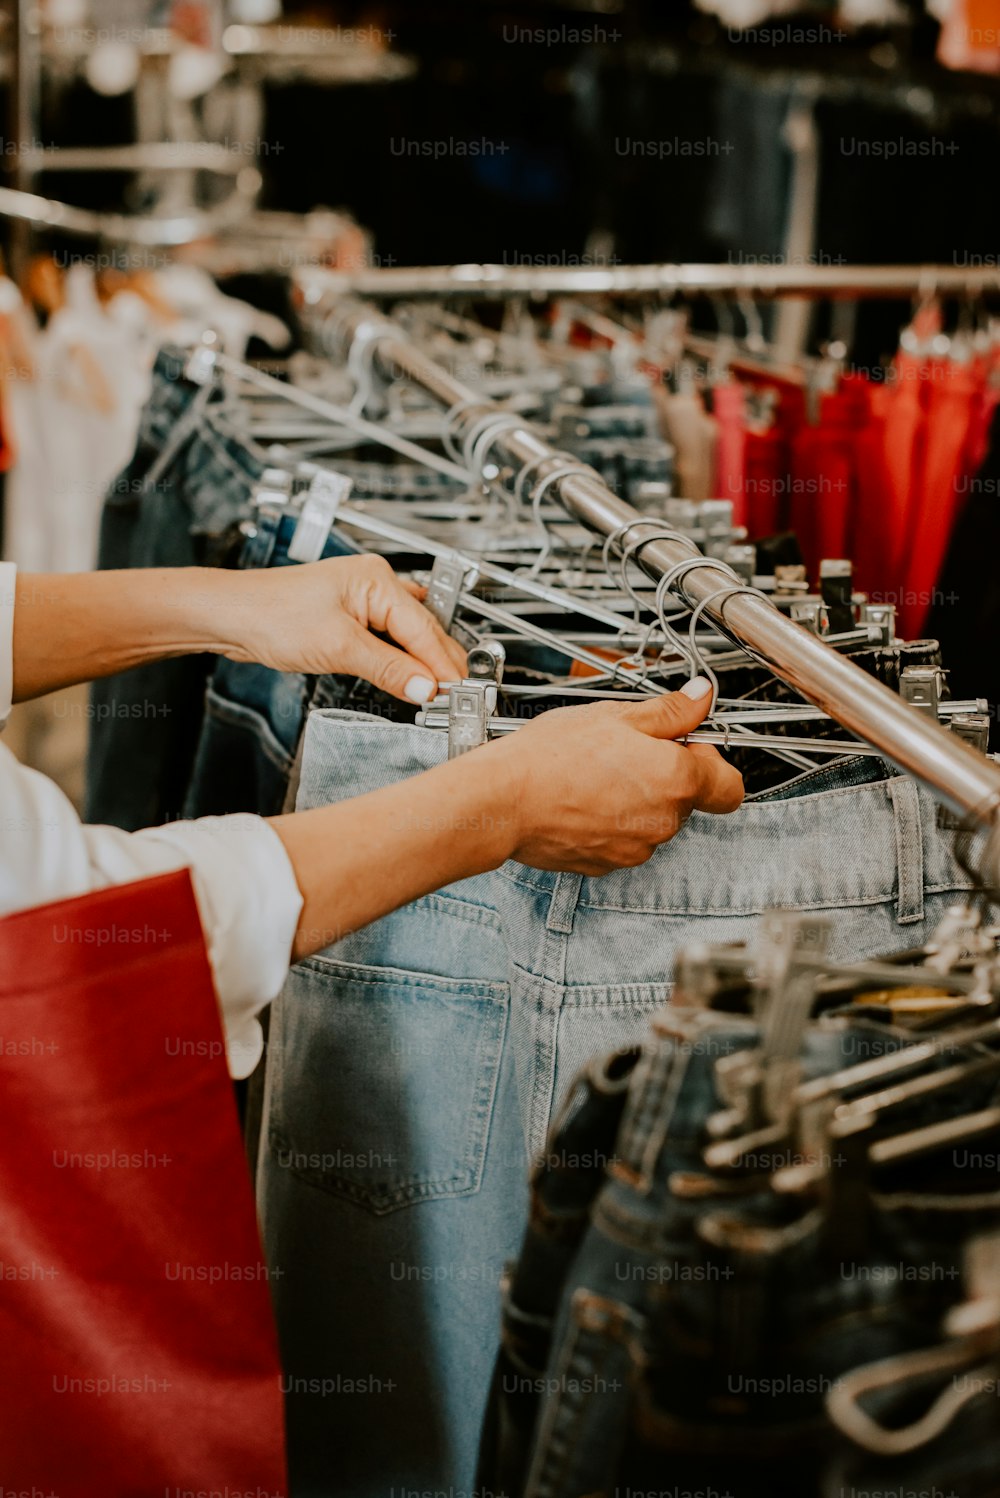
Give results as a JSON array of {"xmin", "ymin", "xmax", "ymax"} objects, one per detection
[
  {"xmin": 287, "ymin": 470, "xmax": 353, "ymax": 564},
  {"xmin": 901, "ymin": 664, "xmax": 945, "ymax": 720},
  {"xmin": 251, "ymin": 467, "xmax": 294, "ymax": 513},
  {"xmin": 860, "ymin": 603, "xmax": 896, "ymax": 646},
  {"xmin": 447, "ymin": 642, "xmax": 506, "ymax": 760},
  {"xmin": 939, "ymin": 715, "xmax": 992, "ymax": 830},
  {"xmin": 790, "ymin": 600, "xmax": 828, "ymax": 635},
  {"xmin": 426, "ymin": 553, "xmax": 475, "ymax": 631}
]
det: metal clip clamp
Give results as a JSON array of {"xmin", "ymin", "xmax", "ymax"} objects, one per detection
[
  {"xmin": 426, "ymin": 553, "xmax": 475, "ymax": 632},
  {"xmin": 447, "ymin": 642, "xmax": 506, "ymax": 760}
]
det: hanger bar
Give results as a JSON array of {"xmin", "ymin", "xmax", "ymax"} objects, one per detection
[
  {"xmin": 0, "ymin": 179, "xmax": 261, "ymax": 247},
  {"xmin": 326, "ymin": 303, "xmax": 1000, "ymax": 839},
  {"xmin": 27, "ymin": 145, "xmax": 247, "ymax": 175},
  {"xmin": 297, "ymin": 263, "xmax": 1000, "ymax": 303},
  {"xmin": 417, "ymin": 712, "xmax": 886, "ymax": 757},
  {"xmin": 332, "ymin": 503, "xmax": 643, "ymax": 633},
  {"xmin": 217, "ymin": 357, "xmax": 471, "ymax": 485}
]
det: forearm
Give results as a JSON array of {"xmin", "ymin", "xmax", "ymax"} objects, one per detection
[
  {"xmin": 270, "ymin": 747, "xmax": 520, "ymax": 961},
  {"xmin": 12, "ymin": 569, "xmax": 239, "ymax": 702}
]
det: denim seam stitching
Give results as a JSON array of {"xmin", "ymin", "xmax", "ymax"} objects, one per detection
[
  {"xmin": 266, "ymin": 1128, "xmax": 490, "ymax": 1208},
  {"xmin": 397, "ymin": 891, "xmax": 500, "ymax": 925},
  {"xmin": 890, "ymin": 776, "xmax": 925, "ymax": 924},
  {"xmin": 528, "ymin": 1305, "xmax": 613, "ymax": 1495},
  {"xmin": 572, "ymin": 887, "xmax": 971, "ymax": 917},
  {"xmin": 507, "ymin": 964, "xmax": 673, "ymax": 1001},
  {"xmin": 295, "ymin": 955, "xmax": 510, "ymax": 997},
  {"xmin": 202, "ymin": 688, "xmax": 298, "ymax": 772}
]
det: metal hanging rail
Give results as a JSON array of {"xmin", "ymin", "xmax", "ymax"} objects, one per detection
[
  {"xmin": 0, "ymin": 179, "xmax": 262, "ymax": 248},
  {"xmin": 296, "ymin": 263, "xmax": 1000, "ymax": 302},
  {"xmin": 319, "ymin": 301, "xmax": 1000, "ymax": 837}
]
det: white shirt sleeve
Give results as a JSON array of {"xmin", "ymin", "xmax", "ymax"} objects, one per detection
[
  {"xmin": 0, "ymin": 562, "xmax": 303, "ymax": 1079},
  {"xmin": 0, "ymin": 562, "xmax": 15, "ymax": 726}
]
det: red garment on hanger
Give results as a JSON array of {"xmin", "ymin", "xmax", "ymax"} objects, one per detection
[
  {"xmin": 711, "ymin": 380, "xmax": 748, "ymax": 524},
  {"xmin": 898, "ymin": 358, "xmax": 980, "ymax": 639},
  {"xmin": 961, "ymin": 352, "xmax": 1000, "ymax": 481},
  {"xmin": 872, "ymin": 352, "xmax": 928, "ymax": 609},
  {"xmin": 789, "ymin": 384, "xmax": 864, "ymax": 578},
  {"xmin": 0, "ymin": 870, "xmax": 287, "ymax": 1497},
  {"xmin": 732, "ymin": 375, "xmax": 807, "ymax": 541},
  {"xmin": 851, "ymin": 376, "xmax": 895, "ymax": 602},
  {"xmin": 743, "ymin": 418, "xmax": 788, "ymax": 537}
]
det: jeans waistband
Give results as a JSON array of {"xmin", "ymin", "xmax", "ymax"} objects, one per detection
[{"xmin": 295, "ymin": 710, "xmax": 979, "ymax": 923}]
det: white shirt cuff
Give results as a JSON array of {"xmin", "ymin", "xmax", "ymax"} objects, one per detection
[
  {"xmin": 134, "ymin": 815, "xmax": 303, "ymax": 1078},
  {"xmin": 0, "ymin": 562, "xmax": 16, "ymax": 727}
]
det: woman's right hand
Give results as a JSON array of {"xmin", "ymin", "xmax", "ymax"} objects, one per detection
[
  {"xmin": 489, "ymin": 675, "xmax": 744, "ymax": 877},
  {"xmin": 272, "ymin": 674, "xmax": 745, "ymax": 965}
]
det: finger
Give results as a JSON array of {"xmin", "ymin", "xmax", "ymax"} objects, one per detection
[
  {"xmin": 686, "ymin": 744, "xmax": 745, "ymax": 815},
  {"xmin": 342, "ymin": 622, "xmax": 443, "ymax": 704},
  {"xmin": 400, "ymin": 579, "xmax": 427, "ymax": 599},
  {"xmin": 618, "ymin": 677, "xmax": 715, "ymax": 741},
  {"xmin": 367, "ymin": 578, "xmax": 468, "ymax": 683}
]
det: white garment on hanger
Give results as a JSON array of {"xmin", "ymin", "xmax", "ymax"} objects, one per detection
[
  {"xmin": 156, "ymin": 263, "xmax": 291, "ymax": 358},
  {"xmin": 838, "ymin": 0, "xmax": 909, "ymax": 21},
  {"xmin": 4, "ymin": 268, "xmax": 154, "ymax": 574},
  {"xmin": 692, "ymin": 0, "xmax": 801, "ymax": 26}
]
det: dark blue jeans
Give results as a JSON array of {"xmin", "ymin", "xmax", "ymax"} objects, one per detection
[
  {"xmin": 86, "ymin": 346, "xmax": 266, "ymax": 830},
  {"xmin": 482, "ymin": 996, "xmax": 1000, "ymax": 1498}
]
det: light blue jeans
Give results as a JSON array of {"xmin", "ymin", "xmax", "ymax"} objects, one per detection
[{"xmin": 257, "ymin": 710, "xmax": 978, "ymax": 1498}]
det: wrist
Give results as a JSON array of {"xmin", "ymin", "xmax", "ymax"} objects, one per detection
[
  {"xmin": 469, "ymin": 737, "xmax": 527, "ymax": 866},
  {"xmin": 174, "ymin": 568, "xmax": 256, "ymax": 660},
  {"xmin": 416, "ymin": 744, "xmax": 521, "ymax": 875}
]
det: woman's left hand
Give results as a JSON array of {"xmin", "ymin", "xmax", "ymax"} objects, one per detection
[{"xmin": 218, "ymin": 554, "xmax": 469, "ymax": 702}]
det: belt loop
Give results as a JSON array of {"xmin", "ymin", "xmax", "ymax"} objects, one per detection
[
  {"xmin": 888, "ymin": 777, "xmax": 924, "ymax": 925},
  {"xmin": 545, "ymin": 872, "xmax": 582, "ymax": 935}
]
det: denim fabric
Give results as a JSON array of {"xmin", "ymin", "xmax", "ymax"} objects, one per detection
[
  {"xmin": 257, "ymin": 710, "xmax": 978, "ymax": 1497},
  {"xmin": 86, "ymin": 347, "xmax": 266, "ymax": 829},
  {"xmin": 510, "ymin": 994, "xmax": 1000, "ymax": 1498},
  {"xmin": 558, "ymin": 435, "xmax": 673, "ymax": 502},
  {"xmin": 476, "ymin": 1047, "xmax": 641, "ymax": 1495}
]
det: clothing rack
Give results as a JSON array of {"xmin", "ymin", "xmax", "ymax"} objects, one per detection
[
  {"xmin": 0, "ymin": 179, "xmax": 262, "ymax": 250},
  {"xmin": 296, "ymin": 263, "xmax": 1000, "ymax": 302},
  {"xmin": 319, "ymin": 300, "xmax": 1000, "ymax": 843}
]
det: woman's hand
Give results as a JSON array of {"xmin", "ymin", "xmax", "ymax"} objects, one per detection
[
  {"xmin": 487, "ymin": 677, "xmax": 744, "ymax": 875},
  {"xmin": 272, "ymin": 676, "xmax": 745, "ymax": 961},
  {"xmin": 11, "ymin": 560, "xmax": 466, "ymax": 706},
  {"xmin": 217, "ymin": 555, "xmax": 468, "ymax": 702}
]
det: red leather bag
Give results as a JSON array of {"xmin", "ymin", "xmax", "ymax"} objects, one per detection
[{"xmin": 0, "ymin": 869, "xmax": 287, "ymax": 1495}]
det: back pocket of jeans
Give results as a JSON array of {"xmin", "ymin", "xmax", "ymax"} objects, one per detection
[{"xmin": 268, "ymin": 956, "xmax": 508, "ymax": 1214}]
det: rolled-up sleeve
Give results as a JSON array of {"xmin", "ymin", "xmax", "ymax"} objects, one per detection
[
  {"xmin": 0, "ymin": 746, "xmax": 303, "ymax": 1076},
  {"xmin": 0, "ymin": 564, "xmax": 303, "ymax": 1077},
  {"xmin": 0, "ymin": 561, "xmax": 15, "ymax": 726}
]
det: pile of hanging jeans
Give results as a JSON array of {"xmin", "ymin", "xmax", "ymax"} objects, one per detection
[{"xmin": 87, "ymin": 347, "xmax": 984, "ymax": 1498}]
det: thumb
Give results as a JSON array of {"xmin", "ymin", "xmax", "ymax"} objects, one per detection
[
  {"xmin": 343, "ymin": 623, "xmax": 441, "ymax": 704},
  {"xmin": 622, "ymin": 676, "xmax": 715, "ymax": 740}
]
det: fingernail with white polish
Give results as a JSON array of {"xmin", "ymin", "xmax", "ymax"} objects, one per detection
[
  {"xmin": 680, "ymin": 676, "xmax": 712, "ymax": 700},
  {"xmin": 404, "ymin": 676, "xmax": 436, "ymax": 704}
]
